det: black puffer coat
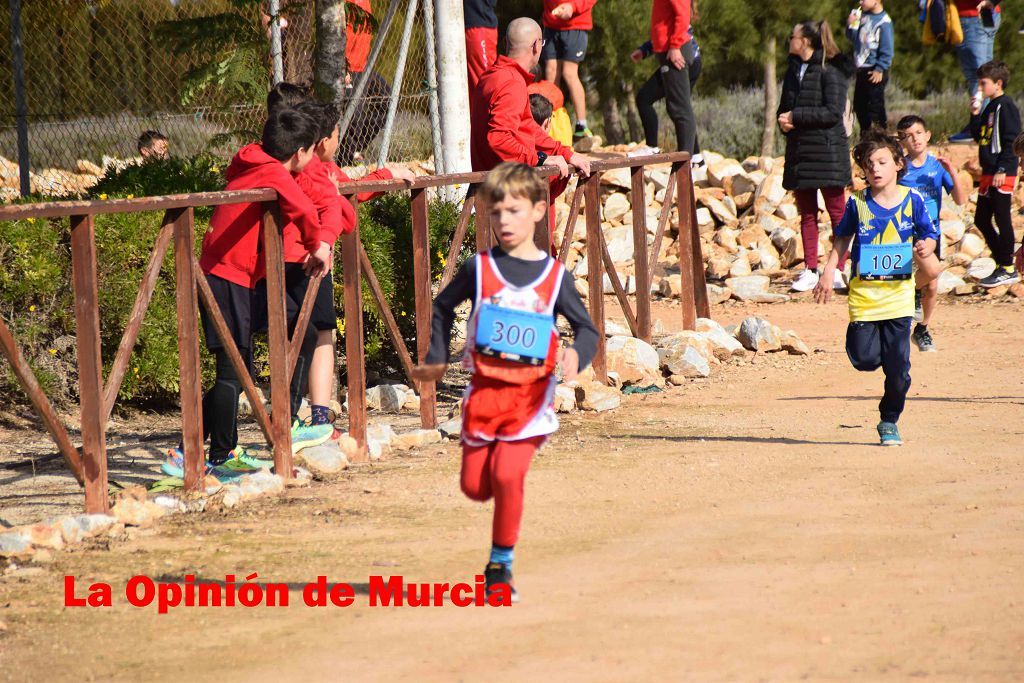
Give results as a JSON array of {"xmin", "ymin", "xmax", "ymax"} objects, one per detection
[{"xmin": 777, "ymin": 51, "xmax": 854, "ymax": 190}]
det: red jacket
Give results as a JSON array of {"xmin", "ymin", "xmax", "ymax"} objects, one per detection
[
  {"xmin": 542, "ymin": 0, "xmax": 598, "ymax": 31},
  {"xmin": 200, "ymin": 144, "xmax": 321, "ymax": 288},
  {"xmin": 347, "ymin": 0, "xmax": 373, "ymax": 73},
  {"xmin": 285, "ymin": 158, "xmax": 394, "ymax": 261},
  {"xmin": 470, "ymin": 56, "xmax": 575, "ymax": 171},
  {"xmin": 650, "ymin": 0, "xmax": 691, "ymax": 53}
]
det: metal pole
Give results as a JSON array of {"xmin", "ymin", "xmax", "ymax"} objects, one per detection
[
  {"xmin": 376, "ymin": 0, "xmax": 419, "ymax": 166},
  {"xmin": 422, "ymin": 0, "xmax": 445, "ymax": 175},
  {"xmin": 9, "ymin": 0, "xmax": 31, "ymax": 197},
  {"xmin": 434, "ymin": 0, "xmax": 472, "ymax": 173},
  {"xmin": 269, "ymin": 0, "xmax": 284, "ymax": 84},
  {"xmin": 338, "ymin": 0, "xmax": 401, "ymax": 142}
]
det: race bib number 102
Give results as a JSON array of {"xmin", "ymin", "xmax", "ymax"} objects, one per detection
[{"xmin": 858, "ymin": 241, "xmax": 913, "ymax": 281}]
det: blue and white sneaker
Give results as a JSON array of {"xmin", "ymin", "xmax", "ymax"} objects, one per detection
[
  {"xmin": 160, "ymin": 451, "xmax": 245, "ymax": 481},
  {"xmin": 291, "ymin": 419, "xmax": 333, "ymax": 453},
  {"xmin": 877, "ymin": 421, "xmax": 903, "ymax": 447}
]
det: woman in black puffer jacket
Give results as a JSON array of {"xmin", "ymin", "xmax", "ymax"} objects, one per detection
[{"xmin": 777, "ymin": 20, "xmax": 854, "ymax": 292}]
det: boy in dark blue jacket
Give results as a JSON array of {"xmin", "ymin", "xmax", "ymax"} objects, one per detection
[{"xmin": 847, "ymin": 0, "xmax": 894, "ymax": 132}]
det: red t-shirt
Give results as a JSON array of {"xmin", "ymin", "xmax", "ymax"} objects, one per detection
[
  {"xmin": 542, "ymin": 0, "xmax": 598, "ymax": 31},
  {"xmin": 650, "ymin": 0, "xmax": 692, "ymax": 53},
  {"xmin": 347, "ymin": 0, "xmax": 373, "ymax": 73}
]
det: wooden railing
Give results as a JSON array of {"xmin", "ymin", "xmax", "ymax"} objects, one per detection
[{"xmin": 0, "ymin": 152, "xmax": 708, "ymax": 514}]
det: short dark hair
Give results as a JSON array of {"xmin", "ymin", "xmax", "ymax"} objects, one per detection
[
  {"xmin": 137, "ymin": 129, "xmax": 167, "ymax": 153},
  {"xmin": 529, "ymin": 93, "xmax": 553, "ymax": 126},
  {"xmin": 261, "ymin": 108, "xmax": 319, "ymax": 161},
  {"xmin": 267, "ymin": 82, "xmax": 310, "ymax": 114},
  {"xmin": 896, "ymin": 115, "xmax": 927, "ymax": 132},
  {"xmin": 853, "ymin": 127, "xmax": 905, "ymax": 178},
  {"xmin": 294, "ymin": 100, "xmax": 340, "ymax": 141},
  {"xmin": 977, "ymin": 60, "xmax": 1010, "ymax": 89}
]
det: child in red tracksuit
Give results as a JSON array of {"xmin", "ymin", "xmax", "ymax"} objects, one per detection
[
  {"xmin": 281, "ymin": 99, "xmax": 415, "ymax": 430},
  {"xmin": 412, "ymin": 162, "xmax": 598, "ymax": 604},
  {"xmin": 166, "ymin": 108, "xmax": 329, "ymax": 477}
]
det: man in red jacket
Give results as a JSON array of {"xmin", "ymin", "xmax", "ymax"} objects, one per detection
[
  {"xmin": 542, "ymin": 0, "xmax": 598, "ymax": 141},
  {"xmin": 168, "ymin": 109, "xmax": 330, "ymax": 478},
  {"xmin": 471, "ymin": 18, "xmax": 591, "ymax": 246},
  {"xmin": 471, "ymin": 18, "xmax": 591, "ymax": 175},
  {"xmin": 645, "ymin": 0, "xmax": 696, "ymax": 154}
]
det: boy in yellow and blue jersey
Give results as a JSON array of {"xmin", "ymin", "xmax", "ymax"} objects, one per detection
[{"xmin": 816, "ymin": 129, "xmax": 941, "ymax": 447}]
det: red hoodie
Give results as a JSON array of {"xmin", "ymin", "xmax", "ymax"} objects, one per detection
[
  {"xmin": 470, "ymin": 56, "xmax": 575, "ymax": 171},
  {"xmin": 347, "ymin": 0, "xmax": 373, "ymax": 73},
  {"xmin": 650, "ymin": 0, "xmax": 691, "ymax": 53},
  {"xmin": 200, "ymin": 143, "xmax": 321, "ymax": 288},
  {"xmin": 286, "ymin": 158, "xmax": 394, "ymax": 261},
  {"xmin": 542, "ymin": 0, "xmax": 598, "ymax": 31}
]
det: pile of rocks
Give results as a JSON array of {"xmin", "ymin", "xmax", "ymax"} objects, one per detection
[
  {"xmin": 553, "ymin": 144, "xmax": 1024, "ymax": 302},
  {"xmin": 0, "ymin": 468, "xmax": 308, "ymax": 566},
  {"xmin": 548, "ymin": 314, "xmax": 809, "ymax": 414},
  {"xmin": 0, "ymin": 156, "xmax": 106, "ymax": 200}
]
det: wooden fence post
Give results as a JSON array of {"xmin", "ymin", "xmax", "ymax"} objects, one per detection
[
  {"xmin": 261, "ymin": 203, "xmax": 294, "ymax": 478},
  {"xmin": 584, "ymin": 176, "xmax": 607, "ymax": 382},
  {"xmin": 173, "ymin": 208, "xmax": 205, "ymax": 491},
  {"xmin": 630, "ymin": 166, "xmax": 652, "ymax": 342},
  {"xmin": 674, "ymin": 161, "xmax": 698, "ymax": 330},
  {"xmin": 341, "ymin": 200, "xmax": 368, "ymax": 460},
  {"xmin": 70, "ymin": 214, "xmax": 108, "ymax": 513},
  {"xmin": 410, "ymin": 188, "xmax": 437, "ymax": 429}
]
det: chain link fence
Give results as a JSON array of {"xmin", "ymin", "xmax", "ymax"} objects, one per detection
[{"xmin": 1, "ymin": 0, "xmax": 435, "ymax": 199}]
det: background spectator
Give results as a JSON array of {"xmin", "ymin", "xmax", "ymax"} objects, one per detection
[
  {"xmin": 541, "ymin": 0, "xmax": 598, "ymax": 141},
  {"xmin": 847, "ymin": 0, "xmax": 894, "ymax": 133},
  {"xmin": 639, "ymin": 0, "xmax": 697, "ymax": 156},
  {"xmin": 465, "ymin": 0, "xmax": 499, "ymax": 92},
  {"xmin": 950, "ymin": 0, "xmax": 1003, "ymax": 143},
  {"xmin": 778, "ymin": 20, "xmax": 853, "ymax": 293},
  {"xmin": 339, "ymin": 0, "xmax": 390, "ymax": 164},
  {"xmin": 138, "ymin": 130, "xmax": 169, "ymax": 161}
]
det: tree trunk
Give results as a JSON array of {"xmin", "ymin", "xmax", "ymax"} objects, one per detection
[
  {"xmin": 601, "ymin": 94, "xmax": 625, "ymax": 146},
  {"xmin": 622, "ymin": 80, "xmax": 643, "ymax": 143},
  {"xmin": 761, "ymin": 35, "xmax": 777, "ymax": 160},
  {"xmin": 314, "ymin": 0, "xmax": 347, "ymax": 105}
]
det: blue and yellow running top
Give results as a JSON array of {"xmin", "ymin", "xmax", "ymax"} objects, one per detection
[{"xmin": 833, "ymin": 186, "xmax": 938, "ymax": 322}]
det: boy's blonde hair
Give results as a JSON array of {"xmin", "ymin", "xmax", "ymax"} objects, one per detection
[{"xmin": 480, "ymin": 162, "xmax": 548, "ymax": 206}]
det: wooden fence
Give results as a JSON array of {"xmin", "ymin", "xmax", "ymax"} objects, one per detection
[{"xmin": 0, "ymin": 152, "xmax": 708, "ymax": 513}]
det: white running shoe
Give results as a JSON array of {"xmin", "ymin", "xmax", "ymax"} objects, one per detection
[
  {"xmin": 790, "ymin": 269, "xmax": 819, "ymax": 292},
  {"xmin": 628, "ymin": 145, "xmax": 662, "ymax": 158},
  {"xmin": 832, "ymin": 269, "xmax": 847, "ymax": 290},
  {"xmin": 691, "ymin": 153, "xmax": 705, "ymax": 168}
]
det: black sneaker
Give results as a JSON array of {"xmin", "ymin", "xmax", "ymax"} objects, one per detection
[
  {"xmin": 914, "ymin": 288, "xmax": 923, "ymax": 322},
  {"xmin": 483, "ymin": 562, "xmax": 519, "ymax": 604},
  {"xmin": 912, "ymin": 324, "xmax": 936, "ymax": 353},
  {"xmin": 573, "ymin": 123, "xmax": 593, "ymax": 140},
  {"xmin": 979, "ymin": 268, "xmax": 1021, "ymax": 288}
]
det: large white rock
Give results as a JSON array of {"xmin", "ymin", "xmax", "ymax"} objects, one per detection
[
  {"xmin": 700, "ymin": 194, "xmax": 738, "ymax": 225},
  {"xmin": 754, "ymin": 172, "xmax": 786, "ymax": 213},
  {"xmin": 366, "ymin": 384, "xmax": 408, "ymax": 413},
  {"xmin": 707, "ymin": 159, "xmax": 746, "ymax": 189},
  {"xmin": 601, "ymin": 167, "xmax": 632, "ymax": 189},
  {"xmin": 757, "ymin": 244, "xmax": 782, "ymax": 274},
  {"xmin": 725, "ymin": 275, "xmax": 770, "ymax": 301},
  {"xmin": 554, "ymin": 384, "xmax": 577, "ymax": 413},
  {"xmin": 728, "ymin": 255, "xmax": 752, "ymax": 277},
  {"xmin": 940, "ymin": 219, "xmax": 966, "ymax": 244},
  {"xmin": 735, "ymin": 316, "xmax": 782, "ymax": 352},
  {"xmin": 702, "ymin": 326, "xmax": 746, "ymax": 359},
  {"xmin": 705, "ymin": 283, "xmax": 732, "ymax": 305},
  {"xmin": 966, "ymin": 257, "xmax": 996, "ymax": 281},
  {"xmin": 958, "ymin": 233, "xmax": 986, "ymax": 259},
  {"xmin": 605, "ymin": 335, "xmax": 661, "ymax": 385},
  {"xmin": 936, "ymin": 270, "xmax": 966, "ymax": 294},
  {"xmin": 603, "ymin": 192, "xmax": 631, "ymax": 222},
  {"xmin": 299, "ymin": 443, "xmax": 350, "ymax": 475},
  {"xmin": 771, "ymin": 227, "xmax": 804, "ymax": 267},
  {"xmin": 658, "ymin": 344, "xmax": 711, "ymax": 377},
  {"xmin": 574, "ymin": 381, "xmax": 621, "ymax": 411}
]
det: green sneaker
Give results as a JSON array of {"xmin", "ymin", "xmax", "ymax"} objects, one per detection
[
  {"xmin": 222, "ymin": 444, "xmax": 272, "ymax": 471},
  {"xmin": 573, "ymin": 124, "xmax": 593, "ymax": 140},
  {"xmin": 877, "ymin": 421, "xmax": 903, "ymax": 447},
  {"xmin": 291, "ymin": 420, "xmax": 333, "ymax": 453}
]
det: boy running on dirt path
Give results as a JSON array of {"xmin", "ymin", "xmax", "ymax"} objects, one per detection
[
  {"xmin": 896, "ymin": 115, "xmax": 968, "ymax": 353},
  {"xmin": 815, "ymin": 129, "xmax": 941, "ymax": 447},
  {"xmin": 412, "ymin": 163, "xmax": 598, "ymax": 603}
]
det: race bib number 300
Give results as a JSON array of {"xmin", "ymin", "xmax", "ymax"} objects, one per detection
[
  {"xmin": 858, "ymin": 241, "xmax": 913, "ymax": 281},
  {"xmin": 474, "ymin": 303, "xmax": 552, "ymax": 365}
]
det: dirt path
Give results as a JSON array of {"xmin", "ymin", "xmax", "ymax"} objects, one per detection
[{"xmin": 1, "ymin": 300, "xmax": 1022, "ymax": 682}]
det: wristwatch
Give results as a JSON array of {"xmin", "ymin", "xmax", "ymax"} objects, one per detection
[{"xmin": 535, "ymin": 151, "xmax": 548, "ymax": 167}]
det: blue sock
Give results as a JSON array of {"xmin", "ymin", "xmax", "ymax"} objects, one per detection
[
  {"xmin": 489, "ymin": 544, "xmax": 514, "ymax": 566},
  {"xmin": 310, "ymin": 404, "xmax": 331, "ymax": 426}
]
